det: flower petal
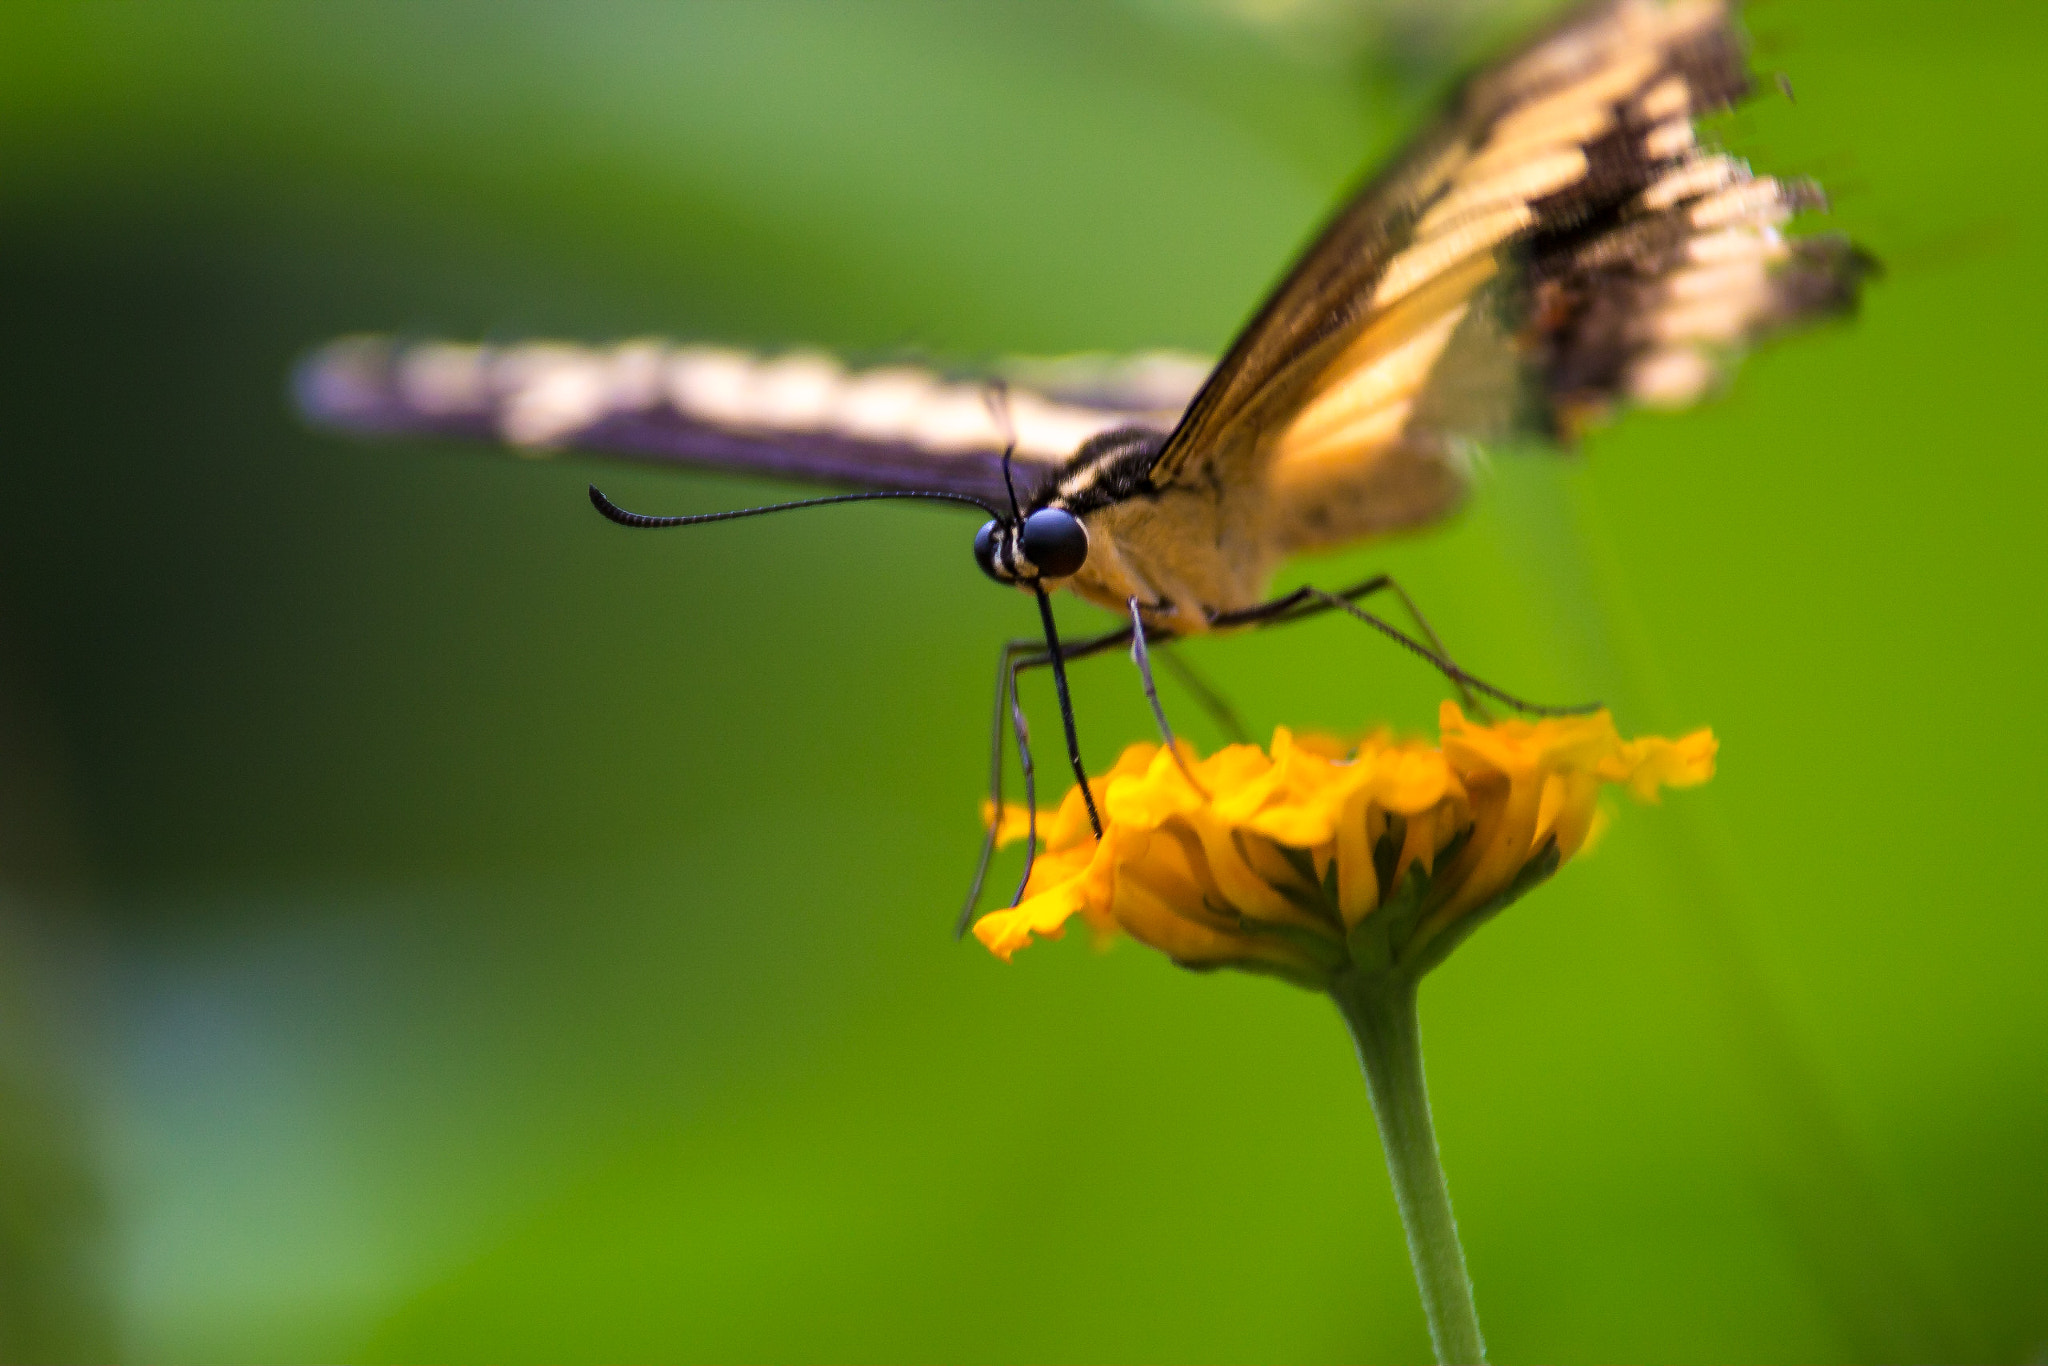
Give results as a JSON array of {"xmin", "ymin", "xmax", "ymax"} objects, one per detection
[
  {"xmin": 983, "ymin": 800, "xmax": 1039, "ymax": 850},
  {"xmin": 973, "ymin": 880, "xmax": 1087, "ymax": 961},
  {"xmin": 972, "ymin": 704, "xmax": 1715, "ymax": 983}
]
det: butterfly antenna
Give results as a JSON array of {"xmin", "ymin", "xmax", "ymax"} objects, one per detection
[
  {"xmin": 999, "ymin": 449, "xmax": 1023, "ymax": 522},
  {"xmin": 589, "ymin": 484, "xmax": 1000, "ymax": 527},
  {"xmin": 984, "ymin": 379, "xmax": 1024, "ymax": 521}
]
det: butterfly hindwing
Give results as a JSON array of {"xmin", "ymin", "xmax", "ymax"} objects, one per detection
[{"xmin": 296, "ymin": 336, "xmax": 1203, "ymax": 508}]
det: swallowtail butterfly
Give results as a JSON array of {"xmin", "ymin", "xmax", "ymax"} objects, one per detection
[{"xmin": 297, "ymin": 0, "xmax": 1869, "ymax": 924}]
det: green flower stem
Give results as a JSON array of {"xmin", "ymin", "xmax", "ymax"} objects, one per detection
[{"xmin": 1331, "ymin": 970, "xmax": 1486, "ymax": 1365}]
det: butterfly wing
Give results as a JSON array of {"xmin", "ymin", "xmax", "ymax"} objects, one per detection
[
  {"xmin": 1148, "ymin": 0, "xmax": 1872, "ymax": 557},
  {"xmin": 295, "ymin": 336, "xmax": 1206, "ymax": 507}
]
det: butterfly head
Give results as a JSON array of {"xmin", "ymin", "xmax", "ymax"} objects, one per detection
[{"xmin": 973, "ymin": 506, "xmax": 1088, "ymax": 588}]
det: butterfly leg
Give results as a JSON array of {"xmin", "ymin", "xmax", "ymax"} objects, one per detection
[
  {"xmin": 1213, "ymin": 577, "xmax": 1595, "ymax": 718},
  {"xmin": 1376, "ymin": 579, "xmax": 1484, "ymax": 717},
  {"xmin": 1300, "ymin": 586, "xmax": 1596, "ymax": 717},
  {"xmin": 1212, "ymin": 575, "xmax": 1475, "ymax": 709},
  {"xmin": 956, "ymin": 635, "xmax": 1046, "ymax": 936},
  {"xmin": 1209, "ymin": 574, "xmax": 1384, "ymax": 630},
  {"xmin": 957, "ymin": 620, "xmax": 1136, "ymax": 936},
  {"xmin": 1001, "ymin": 659, "xmax": 1041, "ymax": 915},
  {"xmin": 1127, "ymin": 598, "xmax": 1209, "ymax": 795}
]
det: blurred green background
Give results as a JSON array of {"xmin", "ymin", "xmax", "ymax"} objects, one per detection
[{"xmin": 2, "ymin": 1, "xmax": 2043, "ymax": 1361}]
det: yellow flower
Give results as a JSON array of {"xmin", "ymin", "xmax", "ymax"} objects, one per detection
[{"xmin": 974, "ymin": 703, "xmax": 1716, "ymax": 989}]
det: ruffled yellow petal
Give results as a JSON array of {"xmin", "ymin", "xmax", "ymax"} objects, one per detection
[
  {"xmin": 1605, "ymin": 728, "xmax": 1718, "ymax": 802},
  {"xmin": 974, "ymin": 879, "xmax": 1087, "ymax": 961}
]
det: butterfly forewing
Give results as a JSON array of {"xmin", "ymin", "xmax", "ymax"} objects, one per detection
[
  {"xmin": 296, "ymin": 336, "xmax": 1205, "ymax": 507},
  {"xmin": 1149, "ymin": 0, "xmax": 1870, "ymax": 559}
]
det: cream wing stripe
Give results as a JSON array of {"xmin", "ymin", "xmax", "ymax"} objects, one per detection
[
  {"xmin": 1371, "ymin": 201, "xmax": 1531, "ymax": 311},
  {"xmin": 382, "ymin": 340, "xmax": 1168, "ymax": 459},
  {"xmin": 1642, "ymin": 154, "xmax": 1742, "ymax": 211},
  {"xmin": 1414, "ymin": 148, "xmax": 1590, "ymax": 239},
  {"xmin": 1275, "ymin": 303, "xmax": 1472, "ymax": 461}
]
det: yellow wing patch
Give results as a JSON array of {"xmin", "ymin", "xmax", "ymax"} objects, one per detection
[{"xmin": 1271, "ymin": 251, "xmax": 1496, "ymax": 475}]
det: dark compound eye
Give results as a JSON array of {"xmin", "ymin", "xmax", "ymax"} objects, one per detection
[
  {"xmin": 973, "ymin": 520, "xmax": 1003, "ymax": 581},
  {"xmin": 1019, "ymin": 507, "xmax": 1088, "ymax": 578}
]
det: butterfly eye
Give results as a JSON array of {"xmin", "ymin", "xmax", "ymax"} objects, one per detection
[
  {"xmin": 973, "ymin": 520, "xmax": 1003, "ymax": 581},
  {"xmin": 1020, "ymin": 507, "xmax": 1088, "ymax": 579}
]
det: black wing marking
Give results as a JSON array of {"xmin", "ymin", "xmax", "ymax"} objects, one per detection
[
  {"xmin": 1153, "ymin": 0, "xmax": 1871, "ymax": 527},
  {"xmin": 295, "ymin": 336, "xmax": 1203, "ymax": 507}
]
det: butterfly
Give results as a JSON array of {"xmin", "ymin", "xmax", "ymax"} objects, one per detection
[{"xmin": 296, "ymin": 0, "xmax": 1870, "ymax": 925}]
